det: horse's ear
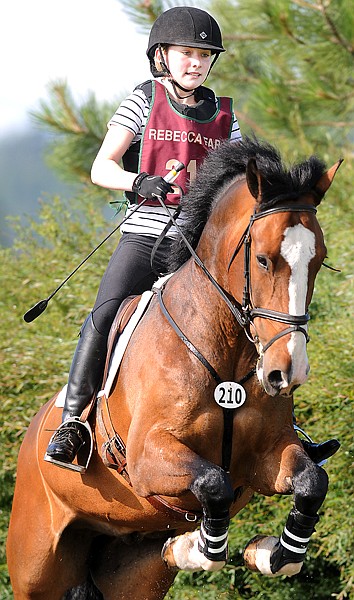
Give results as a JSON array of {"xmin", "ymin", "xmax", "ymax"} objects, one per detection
[
  {"xmin": 313, "ymin": 159, "xmax": 343, "ymax": 205},
  {"xmin": 246, "ymin": 157, "xmax": 262, "ymax": 200}
]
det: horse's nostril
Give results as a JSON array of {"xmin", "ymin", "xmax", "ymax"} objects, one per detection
[{"xmin": 268, "ymin": 370, "xmax": 284, "ymax": 391}]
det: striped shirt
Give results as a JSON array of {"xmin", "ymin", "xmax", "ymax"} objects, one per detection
[{"xmin": 108, "ymin": 82, "xmax": 242, "ymax": 237}]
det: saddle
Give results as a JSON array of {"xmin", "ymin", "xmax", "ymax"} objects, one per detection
[
  {"xmin": 104, "ymin": 295, "xmax": 142, "ymax": 381},
  {"xmin": 92, "ymin": 292, "xmax": 153, "ymax": 485}
]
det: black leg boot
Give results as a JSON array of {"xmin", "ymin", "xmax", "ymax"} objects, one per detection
[{"xmin": 45, "ymin": 313, "xmax": 107, "ymax": 467}]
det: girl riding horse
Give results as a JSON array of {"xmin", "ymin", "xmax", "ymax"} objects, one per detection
[{"xmin": 44, "ymin": 6, "xmax": 338, "ymax": 472}]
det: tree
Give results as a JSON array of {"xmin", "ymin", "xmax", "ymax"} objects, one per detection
[{"xmin": 208, "ymin": 0, "xmax": 354, "ymax": 156}]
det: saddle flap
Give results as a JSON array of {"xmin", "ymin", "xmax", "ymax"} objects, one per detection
[
  {"xmin": 102, "ymin": 295, "xmax": 143, "ymax": 388},
  {"xmin": 101, "ymin": 291, "xmax": 154, "ymax": 397},
  {"xmin": 107, "ymin": 295, "xmax": 141, "ymax": 356}
]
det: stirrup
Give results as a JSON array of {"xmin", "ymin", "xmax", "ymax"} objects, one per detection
[
  {"xmin": 44, "ymin": 417, "xmax": 94, "ymax": 474},
  {"xmin": 294, "ymin": 424, "xmax": 330, "ymax": 466},
  {"xmin": 293, "ymin": 424, "xmax": 314, "ymax": 444}
]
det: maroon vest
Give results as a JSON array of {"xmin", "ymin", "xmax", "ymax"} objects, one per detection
[{"xmin": 136, "ymin": 81, "xmax": 233, "ymax": 205}]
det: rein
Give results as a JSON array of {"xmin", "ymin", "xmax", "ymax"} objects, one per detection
[{"xmin": 155, "ymin": 196, "xmax": 247, "ymax": 328}]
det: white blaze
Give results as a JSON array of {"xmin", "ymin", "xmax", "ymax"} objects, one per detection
[{"xmin": 280, "ymin": 224, "xmax": 316, "ymax": 382}]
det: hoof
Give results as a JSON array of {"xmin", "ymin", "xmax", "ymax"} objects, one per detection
[
  {"xmin": 244, "ymin": 535, "xmax": 303, "ymax": 577},
  {"xmin": 161, "ymin": 537, "xmax": 178, "ymax": 569},
  {"xmin": 162, "ymin": 531, "xmax": 226, "ymax": 572}
]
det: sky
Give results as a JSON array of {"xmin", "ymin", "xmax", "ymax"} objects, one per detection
[{"xmin": 1, "ymin": 0, "xmax": 151, "ymax": 135}]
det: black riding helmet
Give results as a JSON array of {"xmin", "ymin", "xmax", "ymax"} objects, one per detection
[
  {"xmin": 147, "ymin": 7, "xmax": 225, "ymax": 95},
  {"xmin": 147, "ymin": 6, "xmax": 225, "ymax": 58}
]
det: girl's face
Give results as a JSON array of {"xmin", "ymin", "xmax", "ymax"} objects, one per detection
[{"xmin": 158, "ymin": 45, "xmax": 212, "ymax": 90}]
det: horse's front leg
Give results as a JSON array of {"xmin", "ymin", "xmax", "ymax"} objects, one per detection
[
  {"xmin": 244, "ymin": 450, "xmax": 328, "ymax": 577},
  {"xmin": 128, "ymin": 431, "xmax": 234, "ymax": 572},
  {"xmin": 162, "ymin": 465, "xmax": 233, "ymax": 572}
]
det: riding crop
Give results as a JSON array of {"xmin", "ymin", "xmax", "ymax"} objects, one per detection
[{"xmin": 23, "ymin": 162, "xmax": 185, "ymax": 323}]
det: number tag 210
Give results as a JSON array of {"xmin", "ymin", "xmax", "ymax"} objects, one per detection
[{"xmin": 214, "ymin": 382, "xmax": 246, "ymax": 409}]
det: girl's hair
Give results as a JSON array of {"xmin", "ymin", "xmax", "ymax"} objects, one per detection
[{"xmin": 149, "ymin": 44, "xmax": 170, "ymax": 78}]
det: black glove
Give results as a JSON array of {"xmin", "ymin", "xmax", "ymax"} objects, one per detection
[{"xmin": 132, "ymin": 172, "xmax": 173, "ymax": 200}]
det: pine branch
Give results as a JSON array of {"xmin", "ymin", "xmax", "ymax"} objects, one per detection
[
  {"xmin": 223, "ymin": 33, "xmax": 271, "ymax": 41},
  {"xmin": 303, "ymin": 120, "xmax": 354, "ymax": 127},
  {"xmin": 31, "ymin": 80, "xmax": 88, "ymax": 135},
  {"xmin": 118, "ymin": 0, "xmax": 191, "ymax": 32},
  {"xmin": 319, "ymin": 0, "xmax": 354, "ymax": 55},
  {"xmin": 30, "ymin": 80, "xmax": 118, "ymax": 185}
]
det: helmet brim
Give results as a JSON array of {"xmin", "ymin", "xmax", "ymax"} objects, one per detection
[{"xmin": 147, "ymin": 41, "xmax": 225, "ymax": 58}]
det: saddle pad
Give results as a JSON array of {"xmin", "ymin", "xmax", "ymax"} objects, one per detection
[
  {"xmin": 102, "ymin": 290, "xmax": 154, "ymax": 398},
  {"xmin": 102, "ymin": 273, "xmax": 173, "ymax": 398},
  {"xmin": 55, "ymin": 384, "xmax": 68, "ymax": 407}
]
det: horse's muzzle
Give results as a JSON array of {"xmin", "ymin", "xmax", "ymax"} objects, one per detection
[{"xmin": 256, "ymin": 355, "xmax": 310, "ymax": 397}]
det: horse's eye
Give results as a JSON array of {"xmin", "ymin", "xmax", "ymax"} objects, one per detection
[{"xmin": 256, "ymin": 255, "xmax": 268, "ymax": 270}]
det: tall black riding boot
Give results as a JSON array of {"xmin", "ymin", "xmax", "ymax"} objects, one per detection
[
  {"xmin": 45, "ymin": 313, "xmax": 108, "ymax": 467},
  {"xmin": 293, "ymin": 415, "xmax": 340, "ymax": 466}
]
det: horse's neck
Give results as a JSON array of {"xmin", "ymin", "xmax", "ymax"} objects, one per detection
[
  {"xmin": 196, "ymin": 180, "xmax": 252, "ymax": 292},
  {"xmin": 165, "ymin": 185, "xmax": 256, "ymax": 376},
  {"xmin": 165, "ymin": 260, "xmax": 257, "ymax": 379}
]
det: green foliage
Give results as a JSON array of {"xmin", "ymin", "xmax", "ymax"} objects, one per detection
[
  {"xmin": 208, "ymin": 0, "xmax": 354, "ymax": 157},
  {"xmin": 31, "ymin": 80, "xmax": 119, "ymax": 187}
]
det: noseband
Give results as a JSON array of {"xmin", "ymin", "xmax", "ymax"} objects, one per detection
[{"xmin": 228, "ymin": 204, "xmax": 317, "ymax": 353}]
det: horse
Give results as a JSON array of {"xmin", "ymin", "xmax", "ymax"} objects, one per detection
[{"xmin": 7, "ymin": 138, "xmax": 342, "ymax": 600}]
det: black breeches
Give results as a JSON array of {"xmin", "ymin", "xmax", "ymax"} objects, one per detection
[{"xmin": 91, "ymin": 233, "xmax": 173, "ymax": 337}]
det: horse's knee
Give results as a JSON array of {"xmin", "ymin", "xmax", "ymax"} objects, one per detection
[
  {"xmin": 190, "ymin": 465, "xmax": 233, "ymax": 516},
  {"xmin": 189, "ymin": 466, "xmax": 232, "ymax": 564},
  {"xmin": 293, "ymin": 462, "xmax": 328, "ymax": 515}
]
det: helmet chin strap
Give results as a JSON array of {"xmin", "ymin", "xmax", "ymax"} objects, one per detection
[
  {"xmin": 157, "ymin": 46, "xmax": 196, "ymax": 99},
  {"xmin": 169, "ymin": 79, "xmax": 196, "ymax": 99},
  {"xmin": 157, "ymin": 45, "xmax": 219, "ymax": 101}
]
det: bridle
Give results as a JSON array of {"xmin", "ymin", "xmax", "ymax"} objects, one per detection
[
  {"xmin": 157, "ymin": 196, "xmax": 318, "ymax": 356},
  {"xmin": 228, "ymin": 204, "xmax": 317, "ymax": 353}
]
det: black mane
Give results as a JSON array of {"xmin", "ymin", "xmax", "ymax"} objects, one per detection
[{"xmin": 168, "ymin": 136, "xmax": 326, "ymax": 271}]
